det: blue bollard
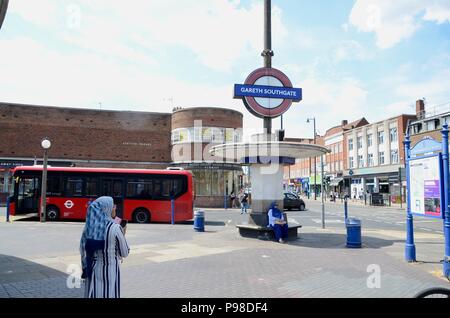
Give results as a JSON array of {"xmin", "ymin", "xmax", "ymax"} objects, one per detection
[
  {"xmin": 344, "ymin": 199, "xmax": 348, "ymax": 222},
  {"xmin": 6, "ymin": 196, "xmax": 10, "ymax": 223},
  {"xmin": 346, "ymin": 218, "xmax": 362, "ymax": 248},
  {"xmin": 193, "ymin": 210, "xmax": 204, "ymax": 232}
]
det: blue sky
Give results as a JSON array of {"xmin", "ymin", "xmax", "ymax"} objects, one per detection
[{"xmin": 1, "ymin": 0, "xmax": 450, "ymax": 139}]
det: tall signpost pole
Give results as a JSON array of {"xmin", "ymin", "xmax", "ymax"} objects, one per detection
[
  {"xmin": 262, "ymin": 0, "xmax": 273, "ymax": 134},
  {"xmin": 404, "ymin": 134, "xmax": 416, "ymax": 262},
  {"xmin": 321, "ymin": 154, "xmax": 325, "ymax": 229},
  {"xmin": 441, "ymin": 124, "xmax": 450, "ymax": 278},
  {"xmin": 313, "ymin": 119, "xmax": 317, "ymax": 200}
]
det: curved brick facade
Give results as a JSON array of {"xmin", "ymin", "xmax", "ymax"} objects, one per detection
[
  {"xmin": 171, "ymin": 107, "xmax": 242, "ymax": 130},
  {"xmin": 171, "ymin": 107, "xmax": 243, "ymax": 208}
]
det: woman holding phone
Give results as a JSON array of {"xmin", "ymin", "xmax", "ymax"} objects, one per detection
[{"xmin": 80, "ymin": 196, "xmax": 130, "ymax": 298}]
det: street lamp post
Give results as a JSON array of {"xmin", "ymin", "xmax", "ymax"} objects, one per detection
[
  {"xmin": 307, "ymin": 117, "xmax": 317, "ymax": 200},
  {"xmin": 40, "ymin": 138, "xmax": 51, "ymax": 223}
]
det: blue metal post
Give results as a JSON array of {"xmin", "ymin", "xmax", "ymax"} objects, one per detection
[
  {"xmin": 6, "ymin": 196, "xmax": 10, "ymax": 222},
  {"xmin": 344, "ymin": 198, "xmax": 348, "ymax": 222},
  {"xmin": 441, "ymin": 124, "xmax": 450, "ymax": 278},
  {"xmin": 224, "ymin": 194, "xmax": 227, "ymax": 209},
  {"xmin": 404, "ymin": 134, "xmax": 416, "ymax": 262},
  {"xmin": 171, "ymin": 197, "xmax": 175, "ymax": 225}
]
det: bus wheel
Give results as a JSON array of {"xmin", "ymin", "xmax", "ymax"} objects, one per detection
[
  {"xmin": 46, "ymin": 206, "xmax": 60, "ymax": 221},
  {"xmin": 133, "ymin": 208, "xmax": 150, "ymax": 224}
]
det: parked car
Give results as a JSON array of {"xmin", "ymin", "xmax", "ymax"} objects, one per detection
[{"xmin": 283, "ymin": 192, "xmax": 305, "ymax": 211}]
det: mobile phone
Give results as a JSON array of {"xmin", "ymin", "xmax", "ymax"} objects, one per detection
[{"xmin": 120, "ymin": 219, "xmax": 128, "ymax": 228}]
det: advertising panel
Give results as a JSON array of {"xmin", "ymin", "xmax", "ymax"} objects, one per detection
[{"xmin": 409, "ymin": 155, "xmax": 443, "ymax": 218}]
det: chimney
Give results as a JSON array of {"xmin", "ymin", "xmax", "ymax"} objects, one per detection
[
  {"xmin": 341, "ymin": 120, "xmax": 348, "ymax": 126},
  {"xmin": 416, "ymin": 99, "xmax": 425, "ymax": 119}
]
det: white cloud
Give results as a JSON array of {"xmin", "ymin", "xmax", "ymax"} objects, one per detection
[
  {"xmin": 282, "ymin": 76, "xmax": 368, "ymax": 138},
  {"xmin": 9, "ymin": 0, "xmax": 58, "ymax": 28},
  {"xmin": 333, "ymin": 40, "xmax": 370, "ymax": 63},
  {"xmin": 9, "ymin": 0, "xmax": 287, "ymax": 72},
  {"xmin": 395, "ymin": 69, "xmax": 450, "ymax": 101},
  {"xmin": 349, "ymin": 0, "xmax": 450, "ymax": 49}
]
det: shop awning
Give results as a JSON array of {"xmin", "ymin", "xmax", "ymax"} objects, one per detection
[{"xmin": 329, "ymin": 178, "xmax": 344, "ymax": 186}]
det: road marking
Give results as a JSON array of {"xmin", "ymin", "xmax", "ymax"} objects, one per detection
[
  {"xmin": 312, "ymin": 219, "xmax": 344, "ymax": 224},
  {"xmin": 363, "ymin": 229, "xmax": 443, "ymax": 240},
  {"xmin": 287, "ymin": 218, "xmax": 301, "ymax": 225}
]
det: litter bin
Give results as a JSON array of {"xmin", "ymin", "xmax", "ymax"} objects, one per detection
[
  {"xmin": 193, "ymin": 210, "xmax": 204, "ymax": 232},
  {"xmin": 346, "ymin": 218, "xmax": 361, "ymax": 248}
]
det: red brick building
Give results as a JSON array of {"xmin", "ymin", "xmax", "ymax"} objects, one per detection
[{"xmin": 0, "ymin": 102, "xmax": 243, "ymax": 207}]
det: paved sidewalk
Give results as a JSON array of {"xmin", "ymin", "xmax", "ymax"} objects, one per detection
[{"xmin": 0, "ymin": 208, "xmax": 448, "ymax": 298}]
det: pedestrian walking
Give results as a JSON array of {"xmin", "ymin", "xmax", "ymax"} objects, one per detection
[
  {"xmin": 239, "ymin": 189, "xmax": 249, "ymax": 214},
  {"xmin": 80, "ymin": 196, "xmax": 130, "ymax": 298},
  {"xmin": 230, "ymin": 190, "xmax": 237, "ymax": 208}
]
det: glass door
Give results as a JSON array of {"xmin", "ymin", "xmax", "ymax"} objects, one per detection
[{"xmin": 17, "ymin": 176, "xmax": 40, "ymax": 213}]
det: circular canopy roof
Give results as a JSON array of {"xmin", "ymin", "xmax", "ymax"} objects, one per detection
[{"xmin": 210, "ymin": 141, "xmax": 329, "ymax": 161}]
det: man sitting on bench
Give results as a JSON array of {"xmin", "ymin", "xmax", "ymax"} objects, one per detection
[{"xmin": 268, "ymin": 202, "xmax": 288, "ymax": 243}]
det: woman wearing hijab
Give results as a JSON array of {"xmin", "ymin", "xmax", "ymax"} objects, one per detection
[
  {"xmin": 80, "ymin": 196, "xmax": 130, "ymax": 298},
  {"xmin": 268, "ymin": 201, "xmax": 288, "ymax": 243}
]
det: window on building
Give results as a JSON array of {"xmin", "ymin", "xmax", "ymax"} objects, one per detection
[
  {"xmin": 378, "ymin": 131, "xmax": 384, "ymax": 144},
  {"xmin": 202, "ymin": 128, "xmax": 212, "ymax": 142},
  {"xmin": 390, "ymin": 150, "xmax": 399, "ymax": 164},
  {"xmin": 379, "ymin": 151, "xmax": 385, "ymax": 165},
  {"xmin": 193, "ymin": 127, "xmax": 202, "ymax": 142},
  {"xmin": 349, "ymin": 157, "xmax": 354, "ymax": 169},
  {"xmin": 211, "ymin": 128, "xmax": 225, "ymax": 143},
  {"xmin": 224, "ymin": 128, "xmax": 234, "ymax": 143},
  {"xmin": 390, "ymin": 128, "xmax": 397, "ymax": 142},
  {"xmin": 179, "ymin": 129, "xmax": 189, "ymax": 142},
  {"xmin": 171, "ymin": 130, "xmax": 180, "ymax": 143},
  {"xmin": 410, "ymin": 124, "xmax": 422, "ymax": 135},
  {"xmin": 368, "ymin": 153, "xmax": 374, "ymax": 167},
  {"xmin": 426, "ymin": 119, "xmax": 441, "ymax": 131},
  {"xmin": 348, "ymin": 139, "xmax": 353, "ymax": 151},
  {"xmin": 357, "ymin": 137, "xmax": 363, "ymax": 149},
  {"xmin": 367, "ymin": 134, "xmax": 373, "ymax": 147},
  {"xmin": 358, "ymin": 155, "xmax": 364, "ymax": 168},
  {"xmin": 234, "ymin": 129, "xmax": 242, "ymax": 142},
  {"xmin": 435, "ymin": 119, "xmax": 442, "ymax": 130}
]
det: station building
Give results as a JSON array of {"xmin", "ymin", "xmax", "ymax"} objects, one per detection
[{"xmin": 0, "ymin": 102, "xmax": 243, "ymax": 207}]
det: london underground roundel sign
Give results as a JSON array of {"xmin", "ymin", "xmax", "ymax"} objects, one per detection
[{"xmin": 234, "ymin": 67, "xmax": 302, "ymax": 118}]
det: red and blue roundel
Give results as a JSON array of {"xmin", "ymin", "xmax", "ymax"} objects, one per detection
[{"xmin": 234, "ymin": 67, "xmax": 302, "ymax": 118}]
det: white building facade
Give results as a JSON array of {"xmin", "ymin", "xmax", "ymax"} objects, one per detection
[{"xmin": 343, "ymin": 114, "xmax": 416, "ymax": 203}]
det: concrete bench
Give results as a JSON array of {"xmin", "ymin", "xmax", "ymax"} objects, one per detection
[{"xmin": 236, "ymin": 223, "xmax": 302, "ymax": 241}]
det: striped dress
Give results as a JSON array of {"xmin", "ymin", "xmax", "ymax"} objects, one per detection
[{"xmin": 84, "ymin": 222, "xmax": 130, "ymax": 298}]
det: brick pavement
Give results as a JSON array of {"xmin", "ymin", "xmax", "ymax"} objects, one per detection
[{"xmin": 0, "ymin": 208, "xmax": 449, "ymax": 298}]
